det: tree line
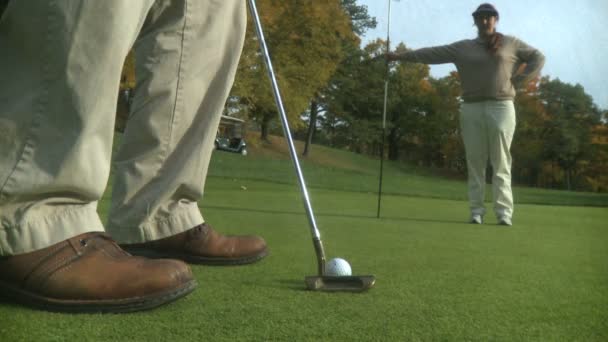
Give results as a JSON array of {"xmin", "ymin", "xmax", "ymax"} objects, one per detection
[{"xmin": 118, "ymin": 0, "xmax": 607, "ymax": 192}]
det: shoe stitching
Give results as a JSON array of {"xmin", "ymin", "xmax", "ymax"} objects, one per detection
[
  {"xmin": 25, "ymin": 234, "xmax": 110, "ymax": 292},
  {"xmin": 21, "ymin": 244, "xmax": 73, "ymax": 290},
  {"xmin": 27, "ymin": 250, "xmax": 81, "ymax": 293},
  {"xmin": 40, "ymin": 235, "xmax": 120, "ymax": 294}
]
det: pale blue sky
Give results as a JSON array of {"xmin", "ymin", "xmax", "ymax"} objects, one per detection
[{"xmin": 359, "ymin": 0, "xmax": 608, "ymax": 110}]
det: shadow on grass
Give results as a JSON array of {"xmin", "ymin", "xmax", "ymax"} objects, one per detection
[{"xmin": 202, "ymin": 205, "xmax": 463, "ymax": 225}]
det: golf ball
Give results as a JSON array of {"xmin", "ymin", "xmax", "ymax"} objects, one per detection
[{"xmin": 325, "ymin": 258, "xmax": 352, "ymax": 276}]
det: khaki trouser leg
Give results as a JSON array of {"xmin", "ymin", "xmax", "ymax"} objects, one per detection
[
  {"xmin": 106, "ymin": 1, "xmax": 247, "ymax": 243},
  {"xmin": 0, "ymin": 1, "xmax": 155, "ymax": 255},
  {"xmin": 460, "ymin": 102, "xmax": 489, "ymax": 217},
  {"xmin": 460, "ymin": 100, "xmax": 516, "ymax": 220},
  {"xmin": 486, "ymin": 101, "xmax": 516, "ymax": 219}
]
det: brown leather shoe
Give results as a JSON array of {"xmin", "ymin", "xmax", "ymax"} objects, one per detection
[
  {"xmin": 122, "ymin": 223, "xmax": 268, "ymax": 266},
  {"xmin": 0, "ymin": 232, "xmax": 197, "ymax": 313}
]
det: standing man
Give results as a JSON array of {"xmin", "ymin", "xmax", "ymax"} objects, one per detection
[{"xmin": 384, "ymin": 3, "xmax": 545, "ymax": 226}]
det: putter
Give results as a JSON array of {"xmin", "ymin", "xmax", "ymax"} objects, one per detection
[{"xmin": 247, "ymin": 0, "xmax": 375, "ymax": 292}]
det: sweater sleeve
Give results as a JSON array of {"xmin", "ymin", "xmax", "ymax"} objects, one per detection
[
  {"xmin": 513, "ymin": 38, "xmax": 545, "ymax": 84},
  {"xmin": 397, "ymin": 41, "xmax": 462, "ymax": 65}
]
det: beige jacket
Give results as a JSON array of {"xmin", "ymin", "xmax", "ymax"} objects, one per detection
[{"xmin": 398, "ymin": 35, "xmax": 545, "ymax": 102}]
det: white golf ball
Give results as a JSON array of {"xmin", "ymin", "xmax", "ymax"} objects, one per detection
[{"xmin": 325, "ymin": 258, "xmax": 352, "ymax": 276}]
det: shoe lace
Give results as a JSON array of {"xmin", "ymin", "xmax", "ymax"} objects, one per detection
[
  {"xmin": 195, "ymin": 224, "xmax": 210, "ymax": 234},
  {"xmin": 78, "ymin": 233, "xmax": 115, "ymax": 248}
]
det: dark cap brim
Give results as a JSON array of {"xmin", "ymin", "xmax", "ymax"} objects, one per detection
[{"xmin": 472, "ymin": 9, "xmax": 498, "ymax": 16}]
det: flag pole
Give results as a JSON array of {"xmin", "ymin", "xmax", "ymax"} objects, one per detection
[{"xmin": 377, "ymin": 0, "xmax": 392, "ymax": 219}]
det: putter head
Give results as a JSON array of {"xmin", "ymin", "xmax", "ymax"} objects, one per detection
[{"xmin": 305, "ymin": 275, "xmax": 376, "ymax": 292}]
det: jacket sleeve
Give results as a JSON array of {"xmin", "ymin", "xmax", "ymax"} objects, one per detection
[
  {"xmin": 513, "ymin": 37, "xmax": 545, "ymax": 84},
  {"xmin": 397, "ymin": 41, "xmax": 461, "ymax": 65}
]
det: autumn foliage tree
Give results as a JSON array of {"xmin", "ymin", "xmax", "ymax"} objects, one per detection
[
  {"xmin": 301, "ymin": 0, "xmax": 377, "ymax": 156},
  {"xmin": 536, "ymin": 77, "xmax": 603, "ymax": 190},
  {"xmin": 317, "ymin": 38, "xmax": 606, "ymax": 192},
  {"xmin": 115, "ymin": 1, "xmax": 606, "ymax": 192},
  {"xmin": 231, "ymin": 0, "xmax": 356, "ymax": 141}
]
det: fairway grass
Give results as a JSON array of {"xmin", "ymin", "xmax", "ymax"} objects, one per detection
[{"xmin": 1, "ymin": 141, "xmax": 607, "ymax": 341}]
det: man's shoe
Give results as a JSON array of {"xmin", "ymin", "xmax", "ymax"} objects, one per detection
[
  {"xmin": 0, "ymin": 232, "xmax": 196, "ymax": 313},
  {"xmin": 122, "ymin": 223, "xmax": 268, "ymax": 266},
  {"xmin": 470, "ymin": 214, "xmax": 483, "ymax": 224},
  {"xmin": 498, "ymin": 216, "xmax": 513, "ymax": 226}
]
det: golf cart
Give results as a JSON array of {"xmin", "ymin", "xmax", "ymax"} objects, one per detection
[{"xmin": 215, "ymin": 115, "xmax": 248, "ymax": 156}]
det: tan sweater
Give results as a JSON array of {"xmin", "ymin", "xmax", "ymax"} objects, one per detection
[{"xmin": 398, "ymin": 35, "xmax": 545, "ymax": 102}]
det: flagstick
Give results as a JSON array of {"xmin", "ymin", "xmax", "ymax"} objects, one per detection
[{"xmin": 377, "ymin": 0, "xmax": 392, "ymax": 219}]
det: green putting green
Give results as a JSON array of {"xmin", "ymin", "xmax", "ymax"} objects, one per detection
[{"xmin": 2, "ymin": 143, "xmax": 607, "ymax": 341}]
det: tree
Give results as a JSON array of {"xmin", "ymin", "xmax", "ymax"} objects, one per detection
[
  {"xmin": 538, "ymin": 77, "xmax": 602, "ymax": 190},
  {"xmin": 340, "ymin": 0, "xmax": 378, "ymax": 36},
  {"xmin": 426, "ymin": 72, "xmax": 462, "ymax": 169},
  {"xmin": 583, "ymin": 123, "xmax": 608, "ymax": 192},
  {"xmin": 231, "ymin": 0, "xmax": 354, "ymax": 141},
  {"xmin": 512, "ymin": 78, "xmax": 547, "ymax": 187},
  {"xmin": 302, "ymin": 0, "xmax": 377, "ymax": 156},
  {"xmin": 325, "ymin": 39, "xmax": 386, "ymax": 153},
  {"xmin": 384, "ymin": 43, "xmax": 434, "ymax": 161}
]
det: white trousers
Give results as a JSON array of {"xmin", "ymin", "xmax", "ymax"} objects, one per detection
[
  {"xmin": 0, "ymin": 0, "xmax": 246, "ymax": 255},
  {"xmin": 460, "ymin": 100, "xmax": 516, "ymax": 219}
]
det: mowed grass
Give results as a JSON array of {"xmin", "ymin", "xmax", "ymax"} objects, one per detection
[
  {"xmin": 1, "ymin": 136, "xmax": 607, "ymax": 341},
  {"xmin": 210, "ymin": 135, "xmax": 608, "ymax": 207}
]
